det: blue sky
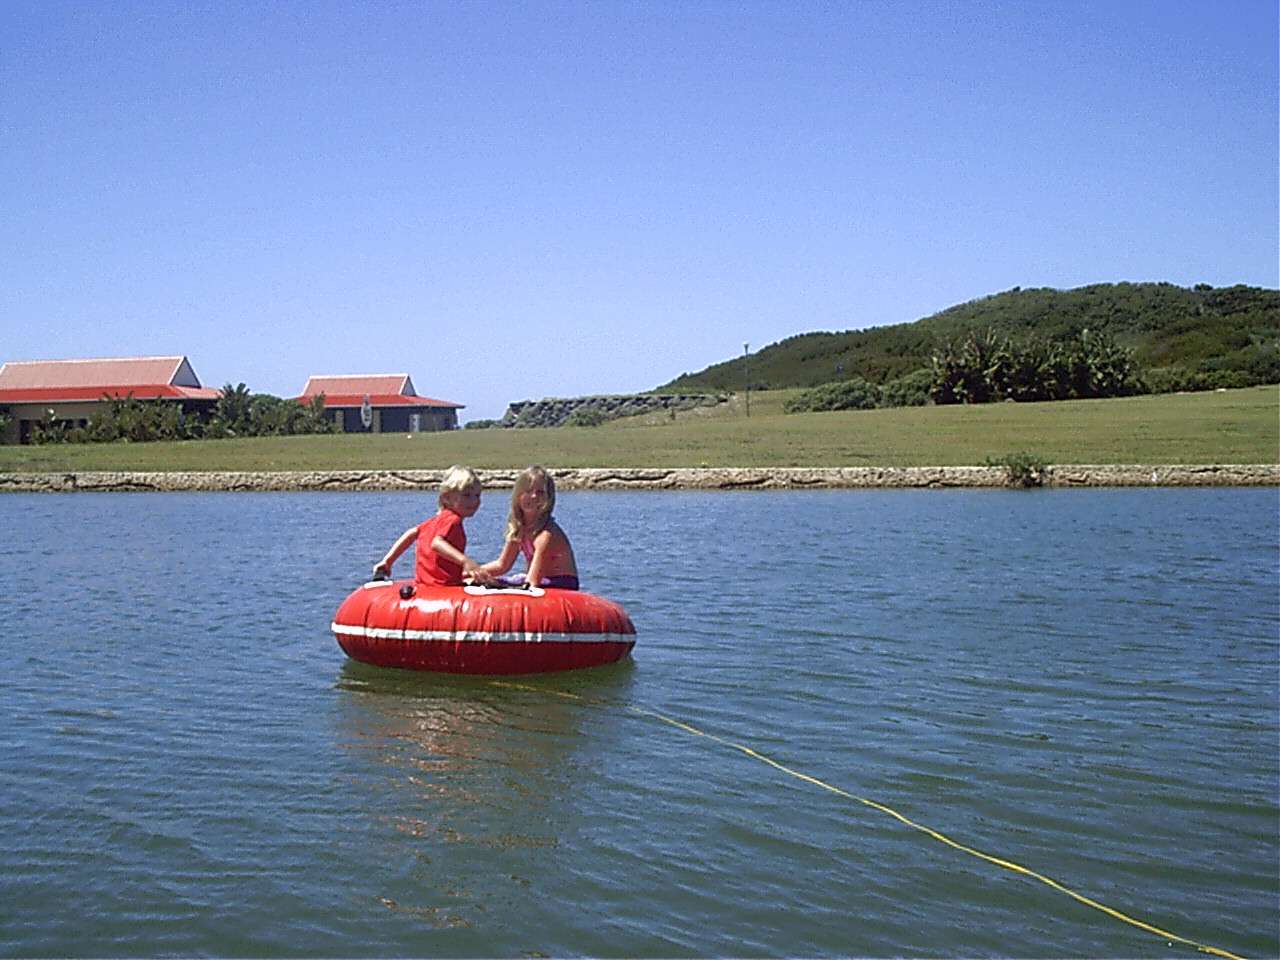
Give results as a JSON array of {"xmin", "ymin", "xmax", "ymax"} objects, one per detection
[{"xmin": 2, "ymin": 0, "xmax": 1276, "ymax": 423}]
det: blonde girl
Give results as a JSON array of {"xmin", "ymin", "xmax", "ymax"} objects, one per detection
[{"xmin": 482, "ymin": 465, "xmax": 580, "ymax": 590}]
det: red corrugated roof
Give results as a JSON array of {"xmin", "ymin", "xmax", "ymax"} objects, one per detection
[
  {"xmin": 297, "ymin": 374, "xmax": 462, "ymax": 409},
  {"xmin": 0, "ymin": 356, "xmax": 202, "ymax": 389},
  {"xmin": 0, "ymin": 356, "xmax": 220, "ymax": 405},
  {"xmin": 0, "ymin": 385, "xmax": 221, "ymax": 404},
  {"xmin": 301, "ymin": 375, "xmax": 413, "ymax": 397}
]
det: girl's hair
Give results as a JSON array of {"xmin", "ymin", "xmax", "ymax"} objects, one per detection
[
  {"xmin": 438, "ymin": 464, "xmax": 482, "ymax": 509},
  {"xmin": 505, "ymin": 465, "xmax": 555, "ymax": 543}
]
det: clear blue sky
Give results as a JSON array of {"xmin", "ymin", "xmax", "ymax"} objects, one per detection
[{"xmin": 2, "ymin": 0, "xmax": 1276, "ymax": 423}]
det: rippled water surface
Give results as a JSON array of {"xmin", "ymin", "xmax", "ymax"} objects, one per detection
[{"xmin": 1, "ymin": 488, "xmax": 1276, "ymax": 958}]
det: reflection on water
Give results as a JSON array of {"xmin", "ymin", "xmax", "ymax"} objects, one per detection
[{"xmin": 332, "ymin": 660, "xmax": 638, "ymax": 931}]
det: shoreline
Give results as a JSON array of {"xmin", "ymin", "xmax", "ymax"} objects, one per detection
[{"xmin": 0, "ymin": 465, "xmax": 1276, "ymax": 492}]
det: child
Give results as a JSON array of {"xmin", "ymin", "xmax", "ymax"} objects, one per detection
[
  {"xmin": 482, "ymin": 465, "xmax": 580, "ymax": 590},
  {"xmin": 373, "ymin": 465, "xmax": 495, "ymax": 587}
]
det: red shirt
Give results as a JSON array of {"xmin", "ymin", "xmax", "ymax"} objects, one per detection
[{"xmin": 414, "ymin": 509, "xmax": 466, "ymax": 586}]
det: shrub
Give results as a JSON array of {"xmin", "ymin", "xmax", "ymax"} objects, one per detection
[
  {"xmin": 930, "ymin": 328, "xmax": 1138, "ymax": 404},
  {"xmin": 784, "ymin": 378, "xmax": 881, "ymax": 413},
  {"xmin": 984, "ymin": 451, "xmax": 1049, "ymax": 488},
  {"xmin": 29, "ymin": 409, "xmax": 68, "ymax": 444},
  {"xmin": 564, "ymin": 407, "xmax": 608, "ymax": 427},
  {"xmin": 1141, "ymin": 366, "xmax": 1259, "ymax": 394},
  {"xmin": 211, "ymin": 383, "xmax": 333, "ymax": 437},
  {"xmin": 1198, "ymin": 369, "xmax": 1253, "ymax": 390},
  {"xmin": 880, "ymin": 369, "xmax": 933, "ymax": 407},
  {"xmin": 201, "ymin": 418, "xmax": 232, "ymax": 439}
]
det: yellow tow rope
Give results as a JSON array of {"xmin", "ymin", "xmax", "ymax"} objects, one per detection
[{"xmin": 492, "ymin": 680, "xmax": 1247, "ymax": 960}]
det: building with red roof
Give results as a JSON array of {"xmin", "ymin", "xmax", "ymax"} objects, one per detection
[
  {"xmin": 0, "ymin": 356, "xmax": 221, "ymax": 443},
  {"xmin": 295, "ymin": 375, "xmax": 463, "ymax": 433}
]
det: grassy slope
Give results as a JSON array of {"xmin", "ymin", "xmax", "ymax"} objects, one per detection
[
  {"xmin": 658, "ymin": 282, "xmax": 1280, "ymax": 392},
  {"xmin": 0, "ymin": 386, "xmax": 1275, "ymax": 473}
]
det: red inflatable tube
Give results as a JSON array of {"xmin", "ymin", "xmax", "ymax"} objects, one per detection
[{"xmin": 332, "ymin": 580, "xmax": 637, "ymax": 674}]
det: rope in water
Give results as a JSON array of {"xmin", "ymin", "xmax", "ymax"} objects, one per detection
[{"xmin": 491, "ymin": 680, "xmax": 1246, "ymax": 960}]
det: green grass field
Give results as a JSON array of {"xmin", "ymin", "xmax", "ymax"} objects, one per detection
[{"xmin": 1, "ymin": 385, "xmax": 1275, "ymax": 473}]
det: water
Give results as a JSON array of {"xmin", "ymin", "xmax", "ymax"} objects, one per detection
[{"xmin": 1, "ymin": 488, "xmax": 1276, "ymax": 958}]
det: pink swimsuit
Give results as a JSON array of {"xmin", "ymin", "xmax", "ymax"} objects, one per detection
[{"xmin": 519, "ymin": 536, "xmax": 579, "ymax": 590}]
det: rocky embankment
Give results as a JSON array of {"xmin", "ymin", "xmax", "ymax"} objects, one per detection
[
  {"xmin": 1, "ymin": 464, "xmax": 1275, "ymax": 493},
  {"xmin": 502, "ymin": 394, "xmax": 727, "ymax": 427}
]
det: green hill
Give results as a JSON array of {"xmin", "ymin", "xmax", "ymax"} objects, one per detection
[{"xmin": 656, "ymin": 282, "xmax": 1279, "ymax": 393}]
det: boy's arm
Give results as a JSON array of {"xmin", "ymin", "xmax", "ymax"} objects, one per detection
[
  {"xmin": 373, "ymin": 527, "xmax": 417, "ymax": 577},
  {"xmin": 430, "ymin": 535, "xmax": 495, "ymax": 583}
]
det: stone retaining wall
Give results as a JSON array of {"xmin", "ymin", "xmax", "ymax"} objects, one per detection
[
  {"xmin": 1, "ymin": 464, "xmax": 1274, "ymax": 493},
  {"xmin": 502, "ymin": 394, "xmax": 728, "ymax": 427}
]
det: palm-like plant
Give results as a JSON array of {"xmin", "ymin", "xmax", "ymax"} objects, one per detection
[{"xmin": 216, "ymin": 383, "xmax": 254, "ymax": 435}]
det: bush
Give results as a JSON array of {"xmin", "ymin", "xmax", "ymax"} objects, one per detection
[
  {"xmin": 1141, "ymin": 366, "xmax": 1259, "ymax": 394},
  {"xmin": 784, "ymin": 378, "xmax": 881, "ymax": 413},
  {"xmin": 15, "ymin": 384, "xmax": 335, "ymax": 447},
  {"xmin": 984, "ymin": 451, "xmax": 1049, "ymax": 488},
  {"xmin": 465, "ymin": 419, "xmax": 503, "ymax": 429},
  {"xmin": 1140, "ymin": 336, "xmax": 1279, "ymax": 395},
  {"xmin": 930, "ymin": 328, "xmax": 1138, "ymax": 404},
  {"xmin": 1198, "ymin": 370, "xmax": 1254, "ymax": 390},
  {"xmin": 29, "ymin": 409, "xmax": 67, "ymax": 444},
  {"xmin": 211, "ymin": 384, "xmax": 334, "ymax": 437},
  {"xmin": 201, "ymin": 418, "xmax": 232, "ymax": 439},
  {"xmin": 880, "ymin": 369, "xmax": 933, "ymax": 407},
  {"xmin": 564, "ymin": 407, "xmax": 608, "ymax": 427},
  {"xmin": 1238, "ymin": 345, "xmax": 1280, "ymax": 383}
]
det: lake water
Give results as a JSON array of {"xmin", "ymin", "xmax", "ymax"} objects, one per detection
[{"xmin": 1, "ymin": 488, "xmax": 1276, "ymax": 959}]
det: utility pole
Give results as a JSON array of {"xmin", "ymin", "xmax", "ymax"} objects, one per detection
[{"xmin": 743, "ymin": 343, "xmax": 750, "ymax": 417}]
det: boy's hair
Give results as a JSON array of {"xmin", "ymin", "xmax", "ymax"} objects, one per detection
[
  {"xmin": 438, "ymin": 464, "xmax": 482, "ymax": 509},
  {"xmin": 505, "ymin": 465, "xmax": 555, "ymax": 543}
]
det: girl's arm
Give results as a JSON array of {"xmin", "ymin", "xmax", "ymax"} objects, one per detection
[
  {"xmin": 430, "ymin": 535, "xmax": 495, "ymax": 584},
  {"xmin": 524, "ymin": 528, "xmax": 554, "ymax": 588},
  {"xmin": 374, "ymin": 527, "xmax": 417, "ymax": 577},
  {"xmin": 481, "ymin": 540, "xmax": 521, "ymax": 577}
]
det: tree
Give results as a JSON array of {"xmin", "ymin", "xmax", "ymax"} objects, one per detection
[
  {"xmin": 930, "ymin": 328, "xmax": 1136, "ymax": 405},
  {"xmin": 216, "ymin": 383, "xmax": 254, "ymax": 435}
]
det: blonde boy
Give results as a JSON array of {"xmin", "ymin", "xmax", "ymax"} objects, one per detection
[{"xmin": 373, "ymin": 465, "xmax": 495, "ymax": 586}]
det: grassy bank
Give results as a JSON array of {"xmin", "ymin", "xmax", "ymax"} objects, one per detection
[{"xmin": 1, "ymin": 386, "xmax": 1275, "ymax": 473}]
